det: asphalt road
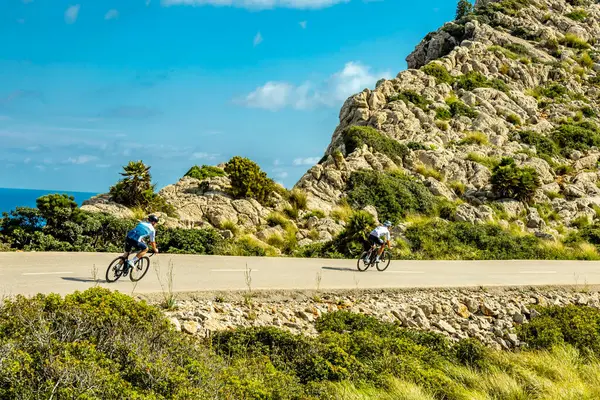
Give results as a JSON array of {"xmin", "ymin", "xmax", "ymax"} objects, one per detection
[{"xmin": 1, "ymin": 252, "xmax": 600, "ymax": 296}]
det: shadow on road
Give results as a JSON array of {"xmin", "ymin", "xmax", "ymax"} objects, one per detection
[
  {"xmin": 321, "ymin": 266, "xmax": 358, "ymax": 273},
  {"xmin": 61, "ymin": 277, "xmax": 106, "ymax": 284}
]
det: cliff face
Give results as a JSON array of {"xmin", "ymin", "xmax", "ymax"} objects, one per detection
[
  {"xmin": 84, "ymin": 0, "xmax": 600, "ymax": 247},
  {"xmin": 295, "ymin": 0, "xmax": 600, "ymax": 236}
]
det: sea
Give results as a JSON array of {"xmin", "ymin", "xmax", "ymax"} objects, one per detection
[{"xmin": 0, "ymin": 188, "xmax": 99, "ymax": 215}]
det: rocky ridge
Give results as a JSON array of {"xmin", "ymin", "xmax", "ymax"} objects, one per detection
[
  {"xmin": 84, "ymin": 0, "xmax": 600, "ymax": 249},
  {"xmin": 154, "ymin": 286, "xmax": 600, "ymax": 350}
]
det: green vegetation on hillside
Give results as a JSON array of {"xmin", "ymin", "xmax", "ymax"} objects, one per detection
[
  {"xmin": 491, "ymin": 157, "xmax": 541, "ymax": 202},
  {"xmin": 2, "ymin": 288, "xmax": 600, "ymax": 399},
  {"xmin": 224, "ymin": 156, "xmax": 277, "ymax": 205},
  {"xmin": 184, "ymin": 164, "xmax": 226, "ymax": 181},
  {"xmin": 342, "ymin": 126, "xmax": 409, "ymax": 163}
]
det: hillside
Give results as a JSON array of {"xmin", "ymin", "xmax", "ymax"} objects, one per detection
[{"xmin": 4, "ymin": 0, "xmax": 600, "ymax": 258}]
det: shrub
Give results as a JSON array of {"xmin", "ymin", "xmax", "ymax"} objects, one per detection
[
  {"xmin": 466, "ymin": 152, "xmax": 500, "ymax": 169},
  {"xmin": 109, "ymin": 161, "xmax": 176, "ymax": 216},
  {"xmin": 159, "ymin": 227, "xmax": 222, "ymax": 254},
  {"xmin": 491, "ymin": 157, "xmax": 541, "ymax": 202},
  {"xmin": 560, "ymin": 33, "xmax": 590, "ymax": 50},
  {"xmin": 455, "ymin": 71, "xmax": 509, "ymax": 93},
  {"xmin": 415, "ymin": 164, "xmax": 443, "ymax": 180},
  {"xmin": 435, "ymin": 107, "xmax": 452, "ymax": 120},
  {"xmin": 449, "ymin": 181, "xmax": 467, "ymax": 196},
  {"xmin": 506, "ymin": 114, "xmax": 522, "ymax": 125},
  {"xmin": 577, "ymin": 52, "xmax": 594, "ymax": 68},
  {"xmin": 342, "ymin": 126, "xmax": 409, "ymax": 164},
  {"xmin": 454, "ymin": 338, "xmax": 488, "ymax": 369},
  {"xmin": 456, "ymin": 0, "xmax": 473, "ymax": 19},
  {"xmin": 551, "ymin": 122, "xmax": 600, "ymax": 154},
  {"xmin": 515, "ymin": 130, "xmax": 559, "ymax": 159},
  {"xmin": 566, "ymin": 9, "xmax": 588, "ymax": 21},
  {"xmin": 459, "ymin": 131, "xmax": 488, "ymax": 145},
  {"xmin": 517, "ymin": 305, "xmax": 600, "ymax": 356},
  {"xmin": 224, "ymin": 156, "xmax": 276, "ymax": 205},
  {"xmin": 303, "ymin": 210, "xmax": 326, "ymax": 219},
  {"xmin": 346, "ymin": 170, "xmax": 439, "ymax": 223},
  {"xmin": 288, "ymin": 189, "xmax": 308, "ymax": 210},
  {"xmin": 581, "ymin": 106, "xmax": 596, "ymax": 118},
  {"xmin": 446, "ymin": 96, "xmax": 479, "ymax": 118},
  {"xmin": 266, "ymin": 212, "xmax": 290, "ymax": 227},
  {"xmin": 421, "ymin": 63, "xmax": 455, "ymax": 85},
  {"xmin": 283, "ymin": 206, "xmax": 299, "ymax": 219},
  {"xmin": 389, "ymin": 91, "xmax": 431, "ymax": 110},
  {"xmin": 532, "ymin": 83, "xmax": 569, "ymax": 100},
  {"xmin": 184, "ymin": 164, "xmax": 226, "ymax": 181}
]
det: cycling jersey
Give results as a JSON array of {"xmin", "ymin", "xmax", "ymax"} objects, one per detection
[
  {"xmin": 369, "ymin": 225, "xmax": 390, "ymax": 241},
  {"xmin": 127, "ymin": 221, "xmax": 156, "ymax": 243}
]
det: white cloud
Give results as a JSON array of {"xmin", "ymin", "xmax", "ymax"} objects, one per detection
[
  {"xmin": 35, "ymin": 165, "xmax": 46, "ymax": 171},
  {"xmin": 240, "ymin": 61, "xmax": 391, "ymax": 111},
  {"xmin": 275, "ymin": 171, "xmax": 289, "ymax": 179},
  {"xmin": 253, "ymin": 32, "xmax": 263, "ymax": 46},
  {"xmin": 293, "ymin": 157, "xmax": 320, "ymax": 166},
  {"xmin": 65, "ymin": 5, "xmax": 80, "ymax": 24},
  {"xmin": 299, "ymin": 20, "xmax": 307, "ymax": 29},
  {"xmin": 191, "ymin": 152, "xmax": 219, "ymax": 160},
  {"xmin": 273, "ymin": 159, "xmax": 281, "ymax": 166},
  {"xmin": 161, "ymin": 0, "xmax": 349, "ymax": 10},
  {"xmin": 65, "ymin": 155, "xmax": 98, "ymax": 164},
  {"xmin": 105, "ymin": 9, "xmax": 119, "ymax": 20}
]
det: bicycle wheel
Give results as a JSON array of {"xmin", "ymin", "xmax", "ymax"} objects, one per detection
[
  {"xmin": 106, "ymin": 257, "xmax": 126, "ymax": 282},
  {"xmin": 357, "ymin": 251, "xmax": 371, "ymax": 272},
  {"xmin": 376, "ymin": 251, "xmax": 392, "ymax": 271},
  {"xmin": 130, "ymin": 256, "xmax": 150, "ymax": 282}
]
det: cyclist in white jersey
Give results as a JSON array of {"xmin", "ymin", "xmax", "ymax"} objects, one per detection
[
  {"xmin": 367, "ymin": 221, "xmax": 392, "ymax": 263},
  {"xmin": 123, "ymin": 215, "xmax": 159, "ymax": 273}
]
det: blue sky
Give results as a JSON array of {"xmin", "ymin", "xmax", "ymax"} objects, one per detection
[{"xmin": 0, "ymin": 0, "xmax": 456, "ymax": 193}]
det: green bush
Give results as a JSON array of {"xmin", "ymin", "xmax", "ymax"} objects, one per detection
[
  {"xmin": 459, "ymin": 131, "xmax": 488, "ymax": 146},
  {"xmin": 581, "ymin": 106, "xmax": 596, "ymax": 118},
  {"xmin": 342, "ymin": 126, "xmax": 409, "ymax": 164},
  {"xmin": 506, "ymin": 114, "xmax": 522, "ymax": 125},
  {"xmin": 455, "ymin": 71, "xmax": 509, "ymax": 93},
  {"xmin": 454, "ymin": 338, "xmax": 488, "ymax": 369},
  {"xmin": 184, "ymin": 165, "xmax": 226, "ymax": 181},
  {"xmin": 158, "ymin": 227, "xmax": 222, "ymax": 254},
  {"xmin": 403, "ymin": 219, "xmax": 588, "ymax": 260},
  {"xmin": 389, "ymin": 91, "xmax": 431, "ymax": 110},
  {"xmin": 421, "ymin": 63, "xmax": 455, "ymax": 85},
  {"xmin": 288, "ymin": 189, "xmax": 308, "ymax": 210},
  {"xmin": 346, "ymin": 170, "xmax": 439, "ymax": 223},
  {"xmin": 517, "ymin": 305, "xmax": 600, "ymax": 356},
  {"xmin": 456, "ymin": 0, "xmax": 474, "ymax": 19},
  {"xmin": 515, "ymin": 130, "xmax": 560, "ymax": 159},
  {"xmin": 560, "ymin": 33, "xmax": 590, "ymax": 50},
  {"xmin": 224, "ymin": 156, "xmax": 276, "ymax": 205},
  {"xmin": 435, "ymin": 107, "xmax": 453, "ymax": 120},
  {"xmin": 551, "ymin": 122, "xmax": 600, "ymax": 154},
  {"xmin": 446, "ymin": 96, "xmax": 479, "ymax": 119},
  {"xmin": 109, "ymin": 161, "xmax": 176, "ymax": 216},
  {"xmin": 491, "ymin": 157, "xmax": 541, "ymax": 202},
  {"xmin": 466, "ymin": 152, "xmax": 500, "ymax": 169}
]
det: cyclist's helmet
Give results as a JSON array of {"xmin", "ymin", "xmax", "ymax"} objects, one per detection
[
  {"xmin": 383, "ymin": 221, "xmax": 392, "ymax": 227},
  {"xmin": 148, "ymin": 215, "xmax": 159, "ymax": 223}
]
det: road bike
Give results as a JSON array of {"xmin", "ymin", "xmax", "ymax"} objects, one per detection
[
  {"xmin": 105, "ymin": 250, "xmax": 155, "ymax": 283},
  {"xmin": 356, "ymin": 244, "xmax": 391, "ymax": 272}
]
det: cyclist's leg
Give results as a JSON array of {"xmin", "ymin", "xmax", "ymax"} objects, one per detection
[{"xmin": 133, "ymin": 241, "xmax": 148, "ymax": 263}]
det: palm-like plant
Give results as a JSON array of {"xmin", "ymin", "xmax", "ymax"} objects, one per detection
[{"xmin": 109, "ymin": 161, "xmax": 155, "ymax": 208}]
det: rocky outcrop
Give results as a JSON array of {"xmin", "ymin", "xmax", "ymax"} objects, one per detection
[
  {"xmin": 81, "ymin": 194, "xmax": 135, "ymax": 219},
  {"xmin": 159, "ymin": 287, "xmax": 600, "ymax": 350}
]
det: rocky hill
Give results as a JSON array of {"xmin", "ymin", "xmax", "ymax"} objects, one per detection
[{"xmin": 84, "ymin": 0, "xmax": 600, "ymax": 254}]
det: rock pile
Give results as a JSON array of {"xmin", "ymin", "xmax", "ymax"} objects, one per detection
[{"xmin": 157, "ymin": 286, "xmax": 600, "ymax": 350}]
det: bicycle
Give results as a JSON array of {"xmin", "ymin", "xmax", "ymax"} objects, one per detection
[
  {"xmin": 357, "ymin": 244, "xmax": 391, "ymax": 272},
  {"xmin": 105, "ymin": 250, "xmax": 155, "ymax": 283}
]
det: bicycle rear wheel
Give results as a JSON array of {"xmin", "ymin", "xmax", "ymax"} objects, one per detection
[
  {"xmin": 130, "ymin": 257, "xmax": 150, "ymax": 282},
  {"xmin": 376, "ymin": 251, "xmax": 392, "ymax": 271},
  {"xmin": 357, "ymin": 251, "xmax": 371, "ymax": 272},
  {"xmin": 106, "ymin": 257, "xmax": 126, "ymax": 282}
]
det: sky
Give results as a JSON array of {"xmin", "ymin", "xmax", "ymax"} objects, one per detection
[{"xmin": 0, "ymin": 0, "xmax": 457, "ymax": 193}]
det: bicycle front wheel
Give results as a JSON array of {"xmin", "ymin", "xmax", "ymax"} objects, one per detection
[
  {"xmin": 357, "ymin": 251, "xmax": 371, "ymax": 272},
  {"xmin": 130, "ymin": 257, "xmax": 150, "ymax": 282},
  {"xmin": 376, "ymin": 251, "xmax": 392, "ymax": 271},
  {"xmin": 106, "ymin": 257, "xmax": 125, "ymax": 282}
]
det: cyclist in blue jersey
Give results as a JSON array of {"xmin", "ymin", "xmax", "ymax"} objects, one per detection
[
  {"xmin": 123, "ymin": 215, "xmax": 159, "ymax": 274},
  {"xmin": 366, "ymin": 220, "xmax": 393, "ymax": 263}
]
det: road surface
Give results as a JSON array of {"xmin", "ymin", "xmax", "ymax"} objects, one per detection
[{"xmin": 1, "ymin": 252, "xmax": 599, "ymax": 296}]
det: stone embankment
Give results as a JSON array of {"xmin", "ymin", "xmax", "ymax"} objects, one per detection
[{"xmin": 151, "ymin": 286, "xmax": 599, "ymax": 350}]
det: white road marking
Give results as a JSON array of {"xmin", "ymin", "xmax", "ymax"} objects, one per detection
[
  {"xmin": 210, "ymin": 269, "xmax": 259, "ymax": 272},
  {"xmin": 519, "ymin": 271, "xmax": 557, "ymax": 274},
  {"xmin": 23, "ymin": 271, "xmax": 74, "ymax": 276}
]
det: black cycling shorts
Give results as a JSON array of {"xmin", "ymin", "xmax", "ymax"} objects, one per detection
[
  {"xmin": 125, "ymin": 237, "xmax": 147, "ymax": 252},
  {"xmin": 368, "ymin": 234, "xmax": 384, "ymax": 246}
]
